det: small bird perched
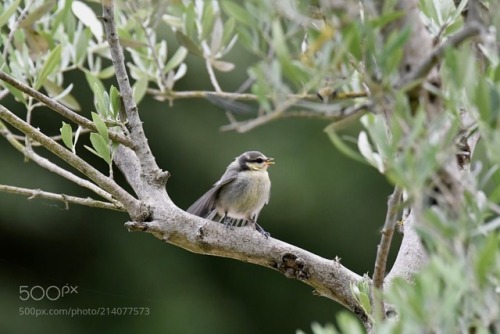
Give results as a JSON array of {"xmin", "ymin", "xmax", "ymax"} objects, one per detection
[{"xmin": 187, "ymin": 151, "xmax": 274, "ymax": 237}]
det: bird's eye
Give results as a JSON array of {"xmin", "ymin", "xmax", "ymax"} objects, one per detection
[{"xmin": 255, "ymin": 158, "xmax": 264, "ymax": 163}]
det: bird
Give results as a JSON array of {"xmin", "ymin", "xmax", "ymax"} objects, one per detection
[{"xmin": 187, "ymin": 151, "xmax": 274, "ymax": 237}]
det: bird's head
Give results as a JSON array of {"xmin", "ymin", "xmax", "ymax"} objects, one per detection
[{"xmin": 238, "ymin": 151, "xmax": 274, "ymax": 171}]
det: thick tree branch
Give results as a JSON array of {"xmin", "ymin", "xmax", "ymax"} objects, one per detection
[
  {"xmin": 0, "ymin": 70, "xmax": 133, "ymax": 148},
  {"xmin": 0, "ymin": 184, "xmax": 125, "ymax": 211},
  {"xmin": 124, "ymin": 205, "xmax": 366, "ymax": 318},
  {"xmin": 0, "ymin": 105, "xmax": 146, "ymax": 221},
  {"xmin": 102, "ymin": 0, "xmax": 166, "ymax": 186}
]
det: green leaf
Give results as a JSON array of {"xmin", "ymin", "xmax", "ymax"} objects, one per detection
[
  {"xmin": 210, "ymin": 60, "xmax": 235, "ymax": 72},
  {"xmin": 358, "ymin": 131, "xmax": 385, "ymax": 173},
  {"xmin": 370, "ymin": 10, "xmax": 405, "ymax": 29},
  {"xmin": 358, "ymin": 291, "xmax": 372, "ymax": 315},
  {"xmin": 88, "ymin": 133, "xmax": 111, "ymax": 165},
  {"xmin": 175, "ymin": 31, "xmax": 203, "ymax": 57},
  {"xmin": 93, "ymin": 82, "xmax": 108, "ymax": 117},
  {"xmin": 336, "ymin": 312, "xmax": 365, "ymax": 334},
  {"xmin": 97, "ymin": 65, "xmax": 115, "ymax": 79},
  {"xmin": 74, "ymin": 27, "xmax": 91, "ymax": 65},
  {"xmin": 324, "ymin": 125, "xmax": 367, "ymax": 164},
  {"xmin": 84, "ymin": 71, "xmax": 106, "ymax": 116},
  {"xmin": 91, "ymin": 112, "xmax": 109, "ymax": 144},
  {"xmin": 60, "ymin": 122, "xmax": 74, "ymax": 151},
  {"xmin": 132, "ymin": 77, "xmax": 148, "ymax": 104},
  {"xmin": 272, "ymin": 20, "xmax": 289, "ymax": 61},
  {"xmin": 184, "ymin": 2, "xmax": 196, "ymax": 39},
  {"xmin": 475, "ymin": 233, "xmax": 498, "ymax": 285},
  {"xmin": 475, "ymin": 78, "xmax": 491, "ymax": 124},
  {"xmin": 381, "ymin": 27, "xmax": 410, "ymax": 74},
  {"xmin": 201, "ymin": 3, "xmax": 216, "ymax": 41},
  {"xmin": 162, "ymin": 14, "xmax": 183, "ymax": 28},
  {"xmin": 34, "ymin": 44, "xmax": 62, "ymax": 90},
  {"xmin": 0, "ymin": 0, "xmax": 22, "ymax": 30},
  {"xmin": 236, "ymin": 26, "xmax": 254, "ymax": 52},
  {"xmin": 220, "ymin": 1, "xmax": 251, "ymax": 26},
  {"xmin": 3, "ymin": 81, "xmax": 26, "ymax": 104},
  {"xmin": 43, "ymin": 80, "xmax": 81, "ymax": 111},
  {"xmin": 210, "ymin": 17, "xmax": 223, "ymax": 54},
  {"xmin": 51, "ymin": 0, "xmax": 73, "ymax": 35},
  {"xmin": 109, "ymin": 86, "xmax": 121, "ymax": 119},
  {"xmin": 18, "ymin": 0, "xmax": 56, "ymax": 28},
  {"xmin": 71, "ymin": 0, "xmax": 103, "ymax": 42},
  {"xmin": 164, "ymin": 47, "xmax": 188, "ymax": 74},
  {"xmin": 222, "ymin": 17, "xmax": 236, "ymax": 47}
]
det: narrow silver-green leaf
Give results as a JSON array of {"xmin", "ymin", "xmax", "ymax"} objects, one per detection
[
  {"xmin": 34, "ymin": 44, "xmax": 62, "ymax": 90},
  {"xmin": 220, "ymin": 1, "xmax": 251, "ymax": 26},
  {"xmin": 210, "ymin": 17, "xmax": 223, "ymax": 54},
  {"xmin": 0, "ymin": 0, "xmax": 22, "ymax": 30},
  {"xmin": 222, "ymin": 17, "xmax": 236, "ymax": 47},
  {"xmin": 18, "ymin": 0, "xmax": 56, "ymax": 28},
  {"xmin": 201, "ymin": 3, "xmax": 216, "ymax": 41},
  {"xmin": 211, "ymin": 60, "xmax": 235, "ymax": 72},
  {"xmin": 60, "ymin": 122, "xmax": 74, "ymax": 151},
  {"xmin": 89, "ymin": 133, "xmax": 112, "ymax": 165},
  {"xmin": 109, "ymin": 86, "xmax": 121, "ymax": 119},
  {"xmin": 91, "ymin": 112, "xmax": 109, "ymax": 144},
  {"xmin": 43, "ymin": 80, "xmax": 81, "ymax": 111},
  {"xmin": 74, "ymin": 27, "xmax": 91, "ymax": 65},
  {"xmin": 324, "ymin": 125, "xmax": 367, "ymax": 164},
  {"xmin": 93, "ymin": 81, "xmax": 108, "ymax": 117},
  {"xmin": 84, "ymin": 70, "xmax": 106, "ymax": 95},
  {"xmin": 164, "ymin": 46, "xmax": 188, "ymax": 74},
  {"xmin": 132, "ymin": 77, "xmax": 148, "ymax": 104},
  {"xmin": 175, "ymin": 31, "xmax": 203, "ymax": 57},
  {"xmin": 97, "ymin": 65, "xmax": 115, "ymax": 79},
  {"xmin": 358, "ymin": 291, "xmax": 372, "ymax": 315}
]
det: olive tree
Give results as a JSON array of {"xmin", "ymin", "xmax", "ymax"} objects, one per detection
[{"xmin": 0, "ymin": 0, "xmax": 498, "ymax": 332}]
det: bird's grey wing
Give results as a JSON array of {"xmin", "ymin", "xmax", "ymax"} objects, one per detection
[{"xmin": 186, "ymin": 169, "xmax": 239, "ymax": 218}]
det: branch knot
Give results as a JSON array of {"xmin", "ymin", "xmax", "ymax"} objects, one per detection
[{"xmin": 274, "ymin": 253, "xmax": 310, "ymax": 280}]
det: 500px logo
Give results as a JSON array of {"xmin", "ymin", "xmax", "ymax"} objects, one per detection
[{"xmin": 19, "ymin": 285, "xmax": 78, "ymax": 301}]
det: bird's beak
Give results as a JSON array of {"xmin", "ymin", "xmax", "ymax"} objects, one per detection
[{"xmin": 265, "ymin": 158, "xmax": 275, "ymax": 166}]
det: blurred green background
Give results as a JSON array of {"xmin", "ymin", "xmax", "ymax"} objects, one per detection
[{"xmin": 0, "ymin": 42, "xmax": 395, "ymax": 333}]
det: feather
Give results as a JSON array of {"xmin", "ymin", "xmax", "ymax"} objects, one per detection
[{"xmin": 187, "ymin": 167, "xmax": 239, "ymax": 218}]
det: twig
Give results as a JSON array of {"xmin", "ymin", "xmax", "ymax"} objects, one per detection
[
  {"xmin": 372, "ymin": 186, "xmax": 403, "ymax": 319},
  {"xmin": 220, "ymin": 101, "xmax": 371, "ymax": 133},
  {"xmin": 10, "ymin": 128, "xmax": 92, "ymax": 145},
  {"xmin": 205, "ymin": 59, "xmax": 222, "ymax": 92},
  {"xmin": 221, "ymin": 95, "xmax": 300, "ymax": 132},
  {"xmin": 0, "ymin": 70, "xmax": 133, "ymax": 148},
  {"xmin": 0, "ymin": 105, "xmax": 146, "ymax": 220},
  {"xmin": 0, "ymin": 119, "xmax": 120, "ymax": 204},
  {"xmin": 148, "ymin": 88, "xmax": 367, "ymax": 102},
  {"xmin": 0, "ymin": 184, "xmax": 126, "ymax": 211}
]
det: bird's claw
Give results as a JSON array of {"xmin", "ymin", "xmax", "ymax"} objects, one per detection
[{"xmin": 254, "ymin": 222, "xmax": 270, "ymax": 239}]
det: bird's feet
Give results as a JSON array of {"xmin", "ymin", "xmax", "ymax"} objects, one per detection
[{"xmin": 254, "ymin": 222, "xmax": 270, "ymax": 238}]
